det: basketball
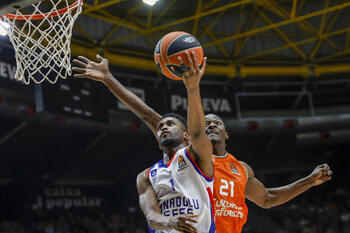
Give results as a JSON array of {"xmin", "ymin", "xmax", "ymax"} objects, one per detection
[{"xmin": 154, "ymin": 31, "xmax": 204, "ymax": 80}]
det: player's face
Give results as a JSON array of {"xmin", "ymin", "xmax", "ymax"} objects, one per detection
[
  {"xmin": 157, "ymin": 117, "xmax": 186, "ymax": 148},
  {"xmin": 205, "ymin": 114, "xmax": 228, "ymax": 144}
]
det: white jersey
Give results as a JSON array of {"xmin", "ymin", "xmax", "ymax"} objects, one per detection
[{"xmin": 148, "ymin": 147, "xmax": 215, "ymax": 233}]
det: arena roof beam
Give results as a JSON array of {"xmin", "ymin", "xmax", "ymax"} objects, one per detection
[
  {"xmin": 192, "ymin": 0, "xmax": 202, "ymax": 36},
  {"xmin": 345, "ymin": 18, "xmax": 350, "ymax": 52},
  {"xmin": 72, "ymin": 38, "xmax": 96, "ymax": 48},
  {"xmin": 83, "ymin": 7, "xmax": 142, "ymax": 31},
  {"xmin": 291, "ymin": 0, "xmax": 297, "ymax": 19},
  {"xmin": 85, "ymin": 12, "xmax": 155, "ymax": 47},
  {"xmin": 306, "ymin": 8, "xmax": 343, "ymax": 61},
  {"xmin": 316, "ymin": 46, "xmax": 350, "ymax": 62},
  {"xmin": 234, "ymin": 9, "xmax": 257, "ymax": 57},
  {"xmin": 296, "ymin": 0, "xmax": 306, "ymax": 15},
  {"xmin": 203, "ymin": 2, "xmax": 350, "ymax": 48},
  {"xmin": 309, "ymin": 0, "xmax": 330, "ymax": 59},
  {"xmin": 202, "ymin": 0, "xmax": 220, "ymax": 11},
  {"xmin": 314, "ymin": 64, "xmax": 350, "ymax": 76},
  {"xmin": 84, "ymin": 2, "xmax": 148, "ymax": 31},
  {"xmin": 232, "ymin": 4, "xmax": 245, "ymax": 56},
  {"xmin": 256, "ymin": 8, "xmax": 306, "ymax": 59},
  {"xmin": 199, "ymin": 21, "xmax": 230, "ymax": 58},
  {"xmin": 73, "ymin": 24, "xmax": 95, "ymax": 44},
  {"xmin": 326, "ymin": 8, "xmax": 343, "ymax": 34},
  {"xmin": 198, "ymin": 11, "xmax": 224, "ymax": 40},
  {"xmin": 237, "ymin": 4, "xmax": 244, "ymax": 37},
  {"xmin": 262, "ymin": 0, "xmax": 338, "ymax": 51},
  {"xmin": 153, "ymin": 0, "xmax": 176, "ymax": 26},
  {"xmin": 71, "ymin": 42, "xmax": 350, "ymax": 78},
  {"xmin": 238, "ymin": 27, "xmax": 350, "ymax": 62},
  {"xmin": 83, "ymin": 3, "xmax": 156, "ymax": 47},
  {"xmin": 83, "ymin": 0, "xmax": 125, "ymax": 14},
  {"xmin": 106, "ymin": 0, "xmax": 254, "ymax": 46},
  {"xmin": 100, "ymin": 4, "xmax": 143, "ymax": 44}
]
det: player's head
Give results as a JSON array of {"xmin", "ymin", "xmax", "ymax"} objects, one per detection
[
  {"xmin": 157, "ymin": 113, "xmax": 189, "ymax": 149},
  {"xmin": 205, "ymin": 114, "xmax": 229, "ymax": 145}
]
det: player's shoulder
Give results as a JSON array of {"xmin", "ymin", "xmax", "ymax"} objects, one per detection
[
  {"xmin": 226, "ymin": 152, "xmax": 240, "ymax": 161},
  {"xmin": 238, "ymin": 160, "xmax": 254, "ymax": 179},
  {"xmin": 136, "ymin": 167, "xmax": 150, "ymax": 187},
  {"xmin": 151, "ymin": 159, "xmax": 166, "ymax": 168},
  {"xmin": 175, "ymin": 147, "xmax": 188, "ymax": 155}
]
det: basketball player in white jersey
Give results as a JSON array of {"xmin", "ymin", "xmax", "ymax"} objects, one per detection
[{"xmin": 73, "ymin": 52, "xmax": 215, "ymax": 233}]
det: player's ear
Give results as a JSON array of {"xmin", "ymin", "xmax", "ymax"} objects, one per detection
[
  {"xmin": 184, "ymin": 131, "xmax": 190, "ymax": 144},
  {"xmin": 225, "ymin": 130, "xmax": 229, "ymax": 140}
]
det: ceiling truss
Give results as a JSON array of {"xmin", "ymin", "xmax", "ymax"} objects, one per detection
[{"xmin": 71, "ymin": 0, "xmax": 350, "ymax": 77}]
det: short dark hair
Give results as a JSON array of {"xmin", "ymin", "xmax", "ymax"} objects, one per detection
[
  {"xmin": 205, "ymin": 113, "xmax": 224, "ymax": 123},
  {"xmin": 162, "ymin": 113, "xmax": 188, "ymax": 131}
]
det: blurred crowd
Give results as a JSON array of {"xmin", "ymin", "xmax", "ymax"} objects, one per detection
[
  {"xmin": 0, "ymin": 209, "xmax": 147, "ymax": 233},
  {"xmin": 0, "ymin": 173, "xmax": 348, "ymax": 233},
  {"xmin": 244, "ymin": 189, "xmax": 350, "ymax": 233}
]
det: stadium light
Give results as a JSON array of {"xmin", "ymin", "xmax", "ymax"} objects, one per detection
[
  {"xmin": 0, "ymin": 21, "xmax": 9, "ymax": 36},
  {"xmin": 143, "ymin": 0, "xmax": 159, "ymax": 6}
]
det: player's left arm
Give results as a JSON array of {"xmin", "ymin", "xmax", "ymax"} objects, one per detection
[
  {"xmin": 181, "ymin": 52, "xmax": 213, "ymax": 178},
  {"xmin": 136, "ymin": 169, "xmax": 198, "ymax": 233},
  {"xmin": 242, "ymin": 162, "xmax": 332, "ymax": 209}
]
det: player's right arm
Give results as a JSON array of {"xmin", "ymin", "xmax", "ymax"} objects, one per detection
[
  {"xmin": 136, "ymin": 169, "xmax": 198, "ymax": 233},
  {"xmin": 72, "ymin": 55, "xmax": 162, "ymax": 137},
  {"xmin": 181, "ymin": 52, "xmax": 213, "ymax": 178}
]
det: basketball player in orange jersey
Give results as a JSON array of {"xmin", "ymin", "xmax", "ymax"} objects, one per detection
[
  {"xmin": 72, "ymin": 54, "xmax": 332, "ymax": 232},
  {"xmin": 73, "ymin": 52, "xmax": 215, "ymax": 233},
  {"xmin": 205, "ymin": 113, "xmax": 332, "ymax": 233}
]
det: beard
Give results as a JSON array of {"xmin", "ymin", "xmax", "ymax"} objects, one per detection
[
  {"xmin": 209, "ymin": 135, "xmax": 221, "ymax": 144},
  {"xmin": 160, "ymin": 136, "xmax": 182, "ymax": 148}
]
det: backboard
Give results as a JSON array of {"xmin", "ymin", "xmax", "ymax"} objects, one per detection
[{"xmin": 0, "ymin": 0, "xmax": 40, "ymax": 16}]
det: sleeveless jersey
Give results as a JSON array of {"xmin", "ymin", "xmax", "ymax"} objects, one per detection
[
  {"xmin": 148, "ymin": 147, "xmax": 215, "ymax": 233},
  {"xmin": 213, "ymin": 153, "xmax": 248, "ymax": 233}
]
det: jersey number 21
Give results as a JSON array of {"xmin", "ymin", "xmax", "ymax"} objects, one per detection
[{"xmin": 219, "ymin": 178, "xmax": 234, "ymax": 197}]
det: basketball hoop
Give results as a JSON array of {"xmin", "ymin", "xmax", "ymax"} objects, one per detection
[{"xmin": 0, "ymin": 0, "xmax": 83, "ymax": 85}]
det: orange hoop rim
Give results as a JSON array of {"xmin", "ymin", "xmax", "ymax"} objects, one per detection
[{"xmin": 3, "ymin": 0, "xmax": 83, "ymax": 20}]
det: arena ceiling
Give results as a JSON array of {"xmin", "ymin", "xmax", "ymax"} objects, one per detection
[{"xmin": 71, "ymin": 0, "xmax": 350, "ymax": 77}]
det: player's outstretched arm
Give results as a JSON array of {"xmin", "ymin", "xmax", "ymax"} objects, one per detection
[
  {"xmin": 136, "ymin": 169, "xmax": 199, "ymax": 233},
  {"xmin": 180, "ymin": 52, "xmax": 213, "ymax": 178},
  {"xmin": 242, "ymin": 162, "xmax": 332, "ymax": 209},
  {"xmin": 72, "ymin": 55, "xmax": 162, "ymax": 137}
]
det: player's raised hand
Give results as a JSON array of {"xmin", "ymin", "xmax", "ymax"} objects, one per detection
[
  {"xmin": 72, "ymin": 54, "xmax": 112, "ymax": 83},
  {"xmin": 167, "ymin": 215, "xmax": 199, "ymax": 233},
  {"xmin": 307, "ymin": 163, "xmax": 332, "ymax": 186},
  {"xmin": 177, "ymin": 51, "xmax": 207, "ymax": 92}
]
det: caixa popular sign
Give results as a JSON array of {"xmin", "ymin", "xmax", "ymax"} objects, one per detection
[{"xmin": 32, "ymin": 186, "xmax": 103, "ymax": 210}]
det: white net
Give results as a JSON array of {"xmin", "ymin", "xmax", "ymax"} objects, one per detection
[{"xmin": 0, "ymin": 0, "xmax": 83, "ymax": 85}]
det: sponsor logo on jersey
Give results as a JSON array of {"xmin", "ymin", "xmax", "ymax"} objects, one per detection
[
  {"xmin": 150, "ymin": 168, "xmax": 157, "ymax": 183},
  {"xmin": 160, "ymin": 196, "xmax": 200, "ymax": 217},
  {"xmin": 151, "ymin": 169, "xmax": 157, "ymax": 177},
  {"xmin": 230, "ymin": 163, "xmax": 240, "ymax": 175},
  {"xmin": 214, "ymin": 198, "xmax": 245, "ymax": 218},
  {"xmin": 178, "ymin": 155, "xmax": 187, "ymax": 170}
]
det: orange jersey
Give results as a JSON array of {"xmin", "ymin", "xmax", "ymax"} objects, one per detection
[{"xmin": 213, "ymin": 153, "xmax": 248, "ymax": 233}]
